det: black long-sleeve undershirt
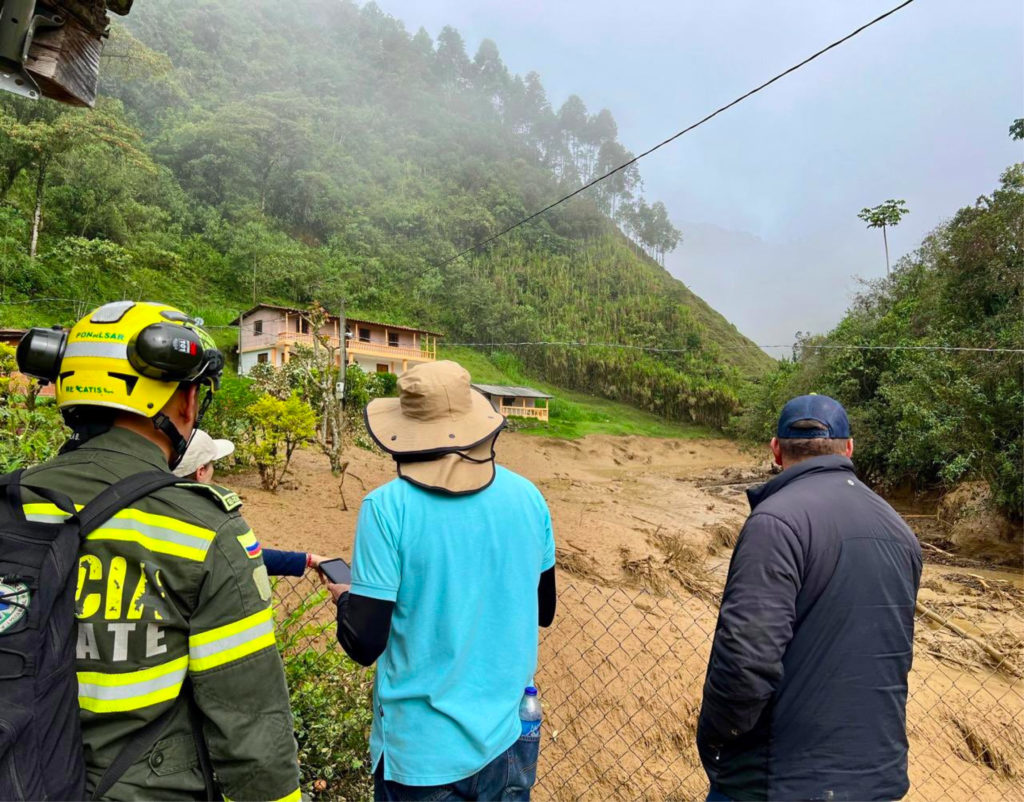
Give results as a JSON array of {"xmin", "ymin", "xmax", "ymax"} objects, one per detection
[{"xmin": 336, "ymin": 566, "xmax": 557, "ymax": 666}]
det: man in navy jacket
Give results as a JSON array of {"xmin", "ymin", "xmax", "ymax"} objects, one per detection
[{"xmin": 698, "ymin": 395, "xmax": 922, "ymax": 801}]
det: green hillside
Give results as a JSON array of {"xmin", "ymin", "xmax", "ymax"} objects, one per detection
[{"xmin": 0, "ymin": 0, "xmax": 771, "ymax": 427}]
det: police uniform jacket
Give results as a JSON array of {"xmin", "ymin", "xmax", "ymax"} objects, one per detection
[{"xmin": 23, "ymin": 427, "xmax": 301, "ymax": 801}]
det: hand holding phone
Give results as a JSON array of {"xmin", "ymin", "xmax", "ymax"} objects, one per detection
[{"xmin": 318, "ymin": 558, "xmax": 352, "ymax": 586}]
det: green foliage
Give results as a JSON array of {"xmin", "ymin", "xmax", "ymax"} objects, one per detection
[
  {"xmin": 275, "ymin": 587, "xmax": 373, "ymax": 801},
  {"xmin": 202, "ymin": 373, "xmax": 262, "ymax": 462},
  {"xmin": 366, "ymin": 372, "xmax": 398, "ymax": 399},
  {"xmin": 0, "ymin": 404, "xmax": 69, "ymax": 472},
  {"xmin": 283, "ymin": 648, "xmax": 374, "ymax": 802},
  {"xmin": 241, "ymin": 394, "xmax": 316, "ymax": 490},
  {"xmin": 738, "ymin": 169, "xmax": 1023, "ymax": 518},
  {"xmin": 857, "ymin": 199, "xmax": 909, "ymax": 229}
]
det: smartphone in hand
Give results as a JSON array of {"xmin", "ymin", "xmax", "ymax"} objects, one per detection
[{"xmin": 318, "ymin": 558, "xmax": 352, "ymax": 585}]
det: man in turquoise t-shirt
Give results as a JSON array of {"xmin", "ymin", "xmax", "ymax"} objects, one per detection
[{"xmin": 326, "ymin": 361, "xmax": 556, "ymax": 801}]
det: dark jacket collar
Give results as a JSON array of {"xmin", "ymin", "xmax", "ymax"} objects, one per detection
[
  {"xmin": 78, "ymin": 426, "xmax": 171, "ymax": 472},
  {"xmin": 746, "ymin": 454, "xmax": 856, "ymax": 511}
]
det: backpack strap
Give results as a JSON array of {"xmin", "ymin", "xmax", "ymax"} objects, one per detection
[
  {"xmin": 90, "ymin": 678, "xmax": 218, "ymax": 801},
  {"xmin": 1, "ymin": 469, "xmax": 78, "ymax": 522},
  {"xmin": 76, "ymin": 471, "xmax": 184, "ymax": 537}
]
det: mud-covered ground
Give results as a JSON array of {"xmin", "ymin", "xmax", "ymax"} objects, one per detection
[{"xmin": 233, "ymin": 433, "xmax": 1024, "ymax": 801}]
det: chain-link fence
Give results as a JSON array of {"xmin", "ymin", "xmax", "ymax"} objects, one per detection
[{"xmin": 272, "ymin": 567, "xmax": 1024, "ymax": 801}]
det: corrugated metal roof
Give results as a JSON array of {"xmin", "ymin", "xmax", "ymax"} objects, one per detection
[{"xmin": 471, "ymin": 384, "xmax": 553, "ymax": 399}]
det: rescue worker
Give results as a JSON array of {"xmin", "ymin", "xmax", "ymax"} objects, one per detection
[{"xmin": 16, "ymin": 301, "xmax": 301, "ymax": 801}]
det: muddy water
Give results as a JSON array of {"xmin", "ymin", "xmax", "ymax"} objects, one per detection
[{"xmin": 956, "ymin": 565, "xmax": 1024, "ymax": 589}]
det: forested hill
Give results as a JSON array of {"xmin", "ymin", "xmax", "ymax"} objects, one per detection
[{"xmin": 0, "ymin": 0, "xmax": 772, "ymax": 426}]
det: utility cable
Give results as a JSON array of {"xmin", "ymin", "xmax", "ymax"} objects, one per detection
[
  {"xmin": 444, "ymin": 340, "xmax": 1024, "ymax": 355},
  {"xmin": 439, "ymin": 0, "xmax": 917, "ymax": 268}
]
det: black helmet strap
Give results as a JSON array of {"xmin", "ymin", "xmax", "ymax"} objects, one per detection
[{"xmin": 154, "ymin": 385, "xmax": 215, "ymax": 470}]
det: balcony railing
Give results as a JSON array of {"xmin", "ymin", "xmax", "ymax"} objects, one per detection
[
  {"xmin": 275, "ymin": 332, "xmax": 340, "ymax": 350},
  {"xmin": 501, "ymin": 405, "xmax": 548, "ymax": 422},
  {"xmin": 239, "ymin": 330, "xmax": 438, "ymax": 363},
  {"xmin": 348, "ymin": 339, "xmax": 435, "ymax": 361}
]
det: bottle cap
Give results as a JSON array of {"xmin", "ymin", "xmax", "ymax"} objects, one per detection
[{"xmin": 525, "ymin": 686, "xmax": 538, "ymax": 696}]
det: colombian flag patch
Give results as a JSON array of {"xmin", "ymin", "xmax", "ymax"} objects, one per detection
[{"xmin": 236, "ymin": 531, "xmax": 262, "ymax": 560}]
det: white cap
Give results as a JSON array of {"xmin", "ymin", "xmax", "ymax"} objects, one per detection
[{"xmin": 173, "ymin": 430, "xmax": 235, "ymax": 478}]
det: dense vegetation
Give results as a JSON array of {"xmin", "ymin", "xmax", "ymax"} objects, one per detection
[
  {"xmin": 0, "ymin": 0, "xmax": 770, "ymax": 429},
  {"xmin": 733, "ymin": 165, "xmax": 1024, "ymax": 519}
]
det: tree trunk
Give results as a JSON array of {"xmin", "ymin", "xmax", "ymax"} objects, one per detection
[
  {"xmin": 882, "ymin": 224, "xmax": 890, "ymax": 277},
  {"xmin": 29, "ymin": 161, "xmax": 47, "ymax": 260}
]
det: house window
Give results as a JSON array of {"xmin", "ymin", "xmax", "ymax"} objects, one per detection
[
  {"xmin": 257, "ymin": 352, "xmax": 269, "ymax": 364},
  {"xmin": 253, "ymin": 319, "xmax": 263, "ymax": 336},
  {"xmin": 376, "ymin": 363, "xmax": 389, "ymax": 373},
  {"xmin": 359, "ymin": 327, "xmax": 371, "ymax": 343},
  {"xmin": 294, "ymin": 318, "xmax": 309, "ymax": 334},
  {"xmin": 503, "ymin": 397, "xmax": 517, "ymax": 407},
  {"xmin": 388, "ymin": 332, "xmax": 399, "ymax": 348}
]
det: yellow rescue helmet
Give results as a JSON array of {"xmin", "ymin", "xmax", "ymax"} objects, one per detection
[{"xmin": 17, "ymin": 301, "xmax": 224, "ymax": 419}]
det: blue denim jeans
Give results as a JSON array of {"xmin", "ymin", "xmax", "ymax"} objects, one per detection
[{"xmin": 373, "ymin": 734, "xmax": 540, "ymax": 801}]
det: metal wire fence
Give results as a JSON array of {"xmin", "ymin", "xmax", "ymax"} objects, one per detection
[{"xmin": 272, "ymin": 567, "xmax": 1024, "ymax": 802}]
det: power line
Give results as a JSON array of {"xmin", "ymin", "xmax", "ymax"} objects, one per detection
[
  {"xmin": 439, "ymin": 0, "xmax": 917, "ymax": 268},
  {"xmin": 444, "ymin": 340, "xmax": 1024, "ymax": 355}
]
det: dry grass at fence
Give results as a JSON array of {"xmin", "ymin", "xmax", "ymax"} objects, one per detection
[
  {"xmin": 703, "ymin": 522, "xmax": 740, "ymax": 555},
  {"xmin": 617, "ymin": 532, "xmax": 723, "ymax": 606},
  {"xmin": 556, "ymin": 545, "xmax": 604, "ymax": 583},
  {"xmin": 947, "ymin": 705, "xmax": 1024, "ymax": 779}
]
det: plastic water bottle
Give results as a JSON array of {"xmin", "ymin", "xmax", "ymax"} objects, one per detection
[{"xmin": 519, "ymin": 686, "xmax": 541, "ymax": 738}]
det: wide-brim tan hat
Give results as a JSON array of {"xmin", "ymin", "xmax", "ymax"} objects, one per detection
[
  {"xmin": 366, "ymin": 360, "xmax": 505, "ymax": 456},
  {"xmin": 366, "ymin": 360, "xmax": 505, "ymax": 494},
  {"xmin": 397, "ymin": 434, "xmax": 500, "ymax": 495}
]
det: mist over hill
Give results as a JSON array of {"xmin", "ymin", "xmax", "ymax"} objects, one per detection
[{"xmin": 0, "ymin": 0, "xmax": 771, "ymax": 426}]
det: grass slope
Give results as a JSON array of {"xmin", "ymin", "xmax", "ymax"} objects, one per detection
[{"xmin": 442, "ymin": 346, "xmax": 719, "ymax": 440}]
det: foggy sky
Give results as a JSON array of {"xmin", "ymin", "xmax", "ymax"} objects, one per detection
[{"xmin": 377, "ymin": 0, "xmax": 1023, "ymax": 350}]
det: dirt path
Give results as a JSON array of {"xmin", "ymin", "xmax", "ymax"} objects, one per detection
[{"xmin": 235, "ymin": 433, "xmax": 1024, "ymax": 801}]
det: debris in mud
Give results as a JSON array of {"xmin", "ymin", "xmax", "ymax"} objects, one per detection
[
  {"xmin": 917, "ymin": 601, "xmax": 1024, "ymax": 678},
  {"xmin": 947, "ymin": 706, "xmax": 1024, "ymax": 779},
  {"xmin": 556, "ymin": 546, "xmax": 604, "ymax": 584},
  {"xmin": 619, "ymin": 548, "xmax": 671, "ymax": 595},
  {"xmin": 944, "ymin": 573, "xmax": 1024, "ymax": 604},
  {"xmin": 618, "ymin": 534, "xmax": 723, "ymax": 606},
  {"xmin": 704, "ymin": 523, "xmax": 740, "ymax": 556},
  {"xmin": 696, "ymin": 464, "xmax": 771, "ymax": 489}
]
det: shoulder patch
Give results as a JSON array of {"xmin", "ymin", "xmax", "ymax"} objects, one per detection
[
  {"xmin": 236, "ymin": 530, "xmax": 263, "ymax": 560},
  {"xmin": 175, "ymin": 482, "xmax": 243, "ymax": 512}
]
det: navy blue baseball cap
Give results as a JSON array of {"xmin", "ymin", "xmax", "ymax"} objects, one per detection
[{"xmin": 776, "ymin": 394, "xmax": 851, "ymax": 439}]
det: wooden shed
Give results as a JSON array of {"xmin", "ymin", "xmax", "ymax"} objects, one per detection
[{"xmin": 471, "ymin": 384, "xmax": 552, "ymax": 422}]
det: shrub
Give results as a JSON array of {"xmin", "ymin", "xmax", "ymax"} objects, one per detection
[
  {"xmin": 202, "ymin": 373, "xmax": 262, "ymax": 463},
  {"xmin": 365, "ymin": 371, "xmax": 397, "ymax": 399},
  {"xmin": 275, "ymin": 585, "xmax": 374, "ymax": 801},
  {"xmin": 283, "ymin": 649, "xmax": 374, "ymax": 802},
  {"xmin": 241, "ymin": 393, "xmax": 316, "ymax": 490},
  {"xmin": 0, "ymin": 404, "xmax": 69, "ymax": 472}
]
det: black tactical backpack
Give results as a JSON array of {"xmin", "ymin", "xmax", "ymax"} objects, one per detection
[{"xmin": 0, "ymin": 469, "xmax": 185, "ymax": 801}]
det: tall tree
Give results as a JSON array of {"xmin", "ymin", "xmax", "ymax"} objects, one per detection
[
  {"xmin": 434, "ymin": 26, "xmax": 471, "ymax": 90},
  {"xmin": 858, "ymin": 199, "xmax": 909, "ymax": 276}
]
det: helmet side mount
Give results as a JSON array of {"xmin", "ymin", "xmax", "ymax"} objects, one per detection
[{"xmin": 15, "ymin": 326, "xmax": 67, "ymax": 383}]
